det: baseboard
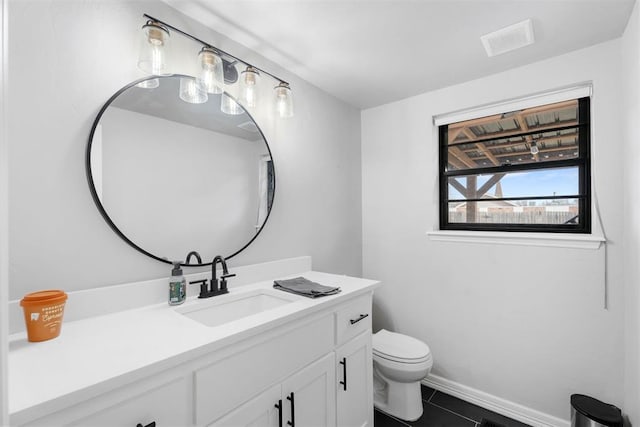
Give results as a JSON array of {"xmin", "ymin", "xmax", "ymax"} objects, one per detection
[{"xmin": 422, "ymin": 374, "xmax": 570, "ymax": 427}]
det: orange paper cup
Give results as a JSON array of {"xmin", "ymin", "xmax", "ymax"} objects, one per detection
[{"xmin": 20, "ymin": 290, "xmax": 68, "ymax": 342}]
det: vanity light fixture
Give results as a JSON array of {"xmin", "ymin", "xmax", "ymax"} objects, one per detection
[
  {"xmin": 137, "ymin": 14, "xmax": 294, "ymax": 118},
  {"xmin": 197, "ymin": 47, "xmax": 224, "ymax": 94},
  {"xmin": 275, "ymin": 82, "xmax": 294, "ymax": 119},
  {"xmin": 221, "ymin": 93, "xmax": 244, "ymax": 115},
  {"xmin": 179, "ymin": 77, "xmax": 208, "ymax": 104},
  {"xmin": 137, "ymin": 20, "xmax": 170, "ymax": 75},
  {"xmin": 241, "ymin": 66, "xmax": 260, "ymax": 108}
]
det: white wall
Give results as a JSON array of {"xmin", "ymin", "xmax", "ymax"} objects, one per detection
[
  {"xmin": 6, "ymin": 0, "xmax": 362, "ymax": 300},
  {"xmin": 621, "ymin": 2, "xmax": 640, "ymax": 424},
  {"xmin": 362, "ymin": 41, "xmax": 625, "ymax": 420}
]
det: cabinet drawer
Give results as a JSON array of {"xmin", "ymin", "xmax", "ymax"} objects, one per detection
[
  {"xmin": 23, "ymin": 376, "xmax": 190, "ymax": 427},
  {"xmin": 335, "ymin": 294, "xmax": 372, "ymax": 346},
  {"xmin": 70, "ymin": 378, "xmax": 188, "ymax": 427},
  {"xmin": 195, "ymin": 313, "xmax": 334, "ymax": 425}
]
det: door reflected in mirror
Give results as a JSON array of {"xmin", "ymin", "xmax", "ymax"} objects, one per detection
[{"xmin": 87, "ymin": 75, "xmax": 275, "ymax": 266}]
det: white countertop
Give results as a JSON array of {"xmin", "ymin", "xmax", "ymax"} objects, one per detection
[{"xmin": 8, "ymin": 270, "xmax": 379, "ymax": 423}]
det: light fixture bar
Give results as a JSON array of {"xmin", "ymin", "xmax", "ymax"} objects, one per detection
[{"xmin": 142, "ymin": 13, "xmax": 290, "ymax": 87}]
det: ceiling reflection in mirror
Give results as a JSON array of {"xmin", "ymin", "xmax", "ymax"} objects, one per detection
[{"xmin": 87, "ymin": 75, "xmax": 275, "ymax": 266}]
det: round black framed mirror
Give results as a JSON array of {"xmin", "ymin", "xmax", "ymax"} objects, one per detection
[{"xmin": 86, "ymin": 75, "xmax": 275, "ymax": 266}]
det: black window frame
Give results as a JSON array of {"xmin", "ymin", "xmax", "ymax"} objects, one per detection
[{"xmin": 439, "ymin": 97, "xmax": 591, "ymax": 233}]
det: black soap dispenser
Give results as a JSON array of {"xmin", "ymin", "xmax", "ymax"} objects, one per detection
[{"xmin": 169, "ymin": 262, "xmax": 186, "ymax": 306}]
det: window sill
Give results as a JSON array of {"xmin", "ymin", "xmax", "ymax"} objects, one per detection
[{"xmin": 426, "ymin": 230, "xmax": 605, "ymax": 249}]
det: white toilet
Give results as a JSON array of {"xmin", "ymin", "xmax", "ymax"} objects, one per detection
[{"xmin": 372, "ymin": 329, "xmax": 433, "ymax": 421}]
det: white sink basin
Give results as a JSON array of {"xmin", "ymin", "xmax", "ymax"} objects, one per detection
[{"xmin": 176, "ymin": 288, "xmax": 299, "ymax": 327}]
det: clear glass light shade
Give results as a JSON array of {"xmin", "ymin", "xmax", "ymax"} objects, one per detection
[
  {"xmin": 137, "ymin": 22, "xmax": 170, "ymax": 75},
  {"xmin": 221, "ymin": 93, "xmax": 244, "ymax": 115},
  {"xmin": 241, "ymin": 67, "xmax": 260, "ymax": 108},
  {"xmin": 179, "ymin": 78, "xmax": 208, "ymax": 104},
  {"xmin": 274, "ymin": 82, "xmax": 293, "ymax": 118},
  {"xmin": 197, "ymin": 48, "xmax": 224, "ymax": 94},
  {"xmin": 136, "ymin": 78, "xmax": 159, "ymax": 89}
]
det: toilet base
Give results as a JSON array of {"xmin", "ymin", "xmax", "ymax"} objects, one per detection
[{"xmin": 373, "ymin": 371, "xmax": 424, "ymax": 421}]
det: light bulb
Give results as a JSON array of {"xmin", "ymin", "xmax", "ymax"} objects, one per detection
[
  {"xmin": 221, "ymin": 93, "xmax": 244, "ymax": 115},
  {"xmin": 179, "ymin": 78, "xmax": 208, "ymax": 104},
  {"xmin": 530, "ymin": 141, "xmax": 539, "ymax": 155},
  {"xmin": 197, "ymin": 47, "xmax": 224, "ymax": 94},
  {"xmin": 274, "ymin": 82, "xmax": 293, "ymax": 118},
  {"xmin": 137, "ymin": 21, "xmax": 170, "ymax": 75},
  {"xmin": 241, "ymin": 66, "xmax": 260, "ymax": 108}
]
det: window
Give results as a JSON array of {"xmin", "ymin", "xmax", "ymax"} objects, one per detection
[{"xmin": 439, "ymin": 97, "xmax": 590, "ymax": 233}]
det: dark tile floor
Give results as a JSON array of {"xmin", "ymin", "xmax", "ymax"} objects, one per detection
[{"xmin": 375, "ymin": 385, "xmax": 532, "ymax": 427}]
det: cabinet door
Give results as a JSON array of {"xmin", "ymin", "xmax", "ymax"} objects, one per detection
[
  {"xmin": 195, "ymin": 314, "xmax": 334, "ymax": 425},
  {"xmin": 210, "ymin": 384, "xmax": 281, "ymax": 427},
  {"xmin": 336, "ymin": 332, "xmax": 373, "ymax": 427},
  {"xmin": 281, "ymin": 353, "xmax": 336, "ymax": 427}
]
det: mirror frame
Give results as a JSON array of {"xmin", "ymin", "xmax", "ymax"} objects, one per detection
[{"xmin": 85, "ymin": 75, "xmax": 276, "ymax": 267}]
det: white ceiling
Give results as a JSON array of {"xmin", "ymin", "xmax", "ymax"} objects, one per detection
[{"xmin": 166, "ymin": 0, "xmax": 635, "ymax": 109}]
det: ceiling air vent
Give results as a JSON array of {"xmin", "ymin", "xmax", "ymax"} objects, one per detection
[{"xmin": 480, "ymin": 19, "xmax": 535, "ymax": 57}]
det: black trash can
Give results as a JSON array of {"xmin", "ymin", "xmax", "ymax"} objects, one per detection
[{"xmin": 571, "ymin": 394, "xmax": 623, "ymax": 427}]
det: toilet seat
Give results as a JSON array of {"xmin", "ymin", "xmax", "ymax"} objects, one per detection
[
  {"xmin": 374, "ymin": 349, "xmax": 432, "ymax": 364},
  {"xmin": 373, "ymin": 329, "xmax": 431, "ymax": 364}
]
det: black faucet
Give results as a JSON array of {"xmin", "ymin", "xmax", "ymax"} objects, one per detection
[
  {"xmin": 211, "ymin": 255, "xmax": 236, "ymax": 294},
  {"xmin": 189, "ymin": 255, "xmax": 236, "ymax": 299}
]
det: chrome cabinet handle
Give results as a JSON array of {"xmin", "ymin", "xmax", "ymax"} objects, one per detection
[
  {"xmin": 339, "ymin": 357, "xmax": 347, "ymax": 391},
  {"xmin": 350, "ymin": 313, "xmax": 369, "ymax": 325}
]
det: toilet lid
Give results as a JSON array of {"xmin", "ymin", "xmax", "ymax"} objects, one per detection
[{"xmin": 373, "ymin": 329, "xmax": 431, "ymax": 361}]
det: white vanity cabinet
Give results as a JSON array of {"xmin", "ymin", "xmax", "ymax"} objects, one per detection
[
  {"xmin": 12, "ymin": 285, "xmax": 376, "ymax": 427},
  {"xmin": 197, "ymin": 294, "xmax": 373, "ymax": 427},
  {"xmin": 66, "ymin": 377, "xmax": 190, "ymax": 427},
  {"xmin": 210, "ymin": 384, "xmax": 281, "ymax": 427},
  {"xmin": 336, "ymin": 332, "xmax": 374, "ymax": 427},
  {"xmin": 22, "ymin": 373, "xmax": 191, "ymax": 427},
  {"xmin": 212, "ymin": 354, "xmax": 336, "ymax": 427},
  {"xmin": 280, "ymin": 353, "xmax": 336, "ymax": 427},
  {"xmin": 194, "ymin": 313, "xmax": 335, "ymax": 425},
  {"xmin": 334, "ymin": 294, "xmax": 374, "ymax": 427}
]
